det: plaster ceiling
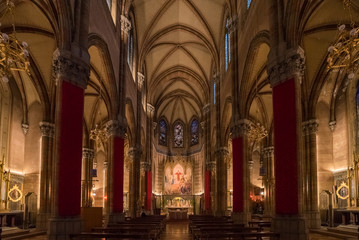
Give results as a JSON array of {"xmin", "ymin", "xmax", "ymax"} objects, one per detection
[{"xmin": 134, "ymin": 0, "xmax": 226, "ymax": 124}]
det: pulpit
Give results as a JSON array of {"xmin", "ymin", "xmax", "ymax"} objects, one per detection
[{"xmin": 167, "ymin": 207, "xmax": 188, "ymax": 220}]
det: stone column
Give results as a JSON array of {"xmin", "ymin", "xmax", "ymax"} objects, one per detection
[
  {"xmin": 104, "ymin": 120, "xmax": 126, "ymax": 224},
  {"xmin": 231, "ymin": 119, "xmax": 251, "ymax": 224},
  {"xmin": 215, "ymin": 147, "xmax": 229, "ymax": 216},
  {"xmin": 37, "ymin": 121, "xmax": 55, "ymax": 231},
  {"xmin": 49, "ymin": 48, "xmax": 89, "ymax": 240},
  {"xmin": 268, "ymin": 47, "xmax": 307, "ymax": 239},
  {"xmin": 128, "ymin": 147, "xmax": 142, "ymax": 218},
  {"xmin": 302, "ymin": 119, "xmax": 320, "ymax": 229},
  {"xmin": 202, "ymin": 104, "xmax": 211, "ymax": 213},
  {"xmin": 81, "ymin": 148, "xmax": 94, "ymax": 207},
  {"xmin": 145, "ymin": 104, "xmax": 155, "ymax": 212},
  {"xmin": 103, "ymin": 161, "xmax": 109, "ymax": 214},
  {"xmin": 262, "ymin": 146, "xmax": 274, "ymax": 216}
]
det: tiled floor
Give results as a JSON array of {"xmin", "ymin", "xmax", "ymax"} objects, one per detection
[{"xmin": 19, "ymin": 222, "xmax": 345, "ymax": 239}]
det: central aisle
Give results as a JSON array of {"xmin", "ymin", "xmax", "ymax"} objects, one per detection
[{"xmin": 161, "ymin": 221, "xmax": 192, "ymax": 240}]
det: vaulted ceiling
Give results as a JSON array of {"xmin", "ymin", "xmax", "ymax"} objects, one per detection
[{"xmin": 134, "ymin": 0, "xmax": 226, "ymax": 124}]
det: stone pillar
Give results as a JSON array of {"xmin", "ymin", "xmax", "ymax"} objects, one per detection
[
  {"xmin": 215, "ymin": 147, "xmax": 229, "ymax": 216},
  {"xmin": 262, "ymin": 146, "xmax": 274, "ymax": 216},
  {"xmin": 205, "ymin": 161, "xmax": 215, "ymax": 213},
  {"xmin": 128, "ymin": 147, "xmax": 142, "ymax": 218},
  {"xmin": 81, "ymin": 148, "xmax": 94, "ymax": 207},
  {"xmin": 49, "ymin": 49, "xmax": 89, "ymax": 240},
  {"xmin": 104, "ymin": 120, "xmax": 126, "ymax": 224},
  {"xmin": 103, "ymin": 161, "xmax": 108, "ymax": 214},
  {"xmin": 145, "ymin": 104, "xmax": 155, "ymax": 212},
  {"xmin": 268, "ymin": 47, "xmax": 307, "ymax": 240},
  {"xmin": 202, "ymin": 104, "xmax": 211, "ymax": 213},
  {"xmin": 37, "ymin": 121, "xmax": 55, "ymax": 231},
  {"xmin": 231, "ymin": 120, "xmax": 251, "ymax": 224},
  {"xmin": 302, "ymin": 119, "xmax": 320, "ymax": 229}
]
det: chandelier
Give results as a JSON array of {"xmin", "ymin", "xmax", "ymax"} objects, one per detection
[
  {"xmin": 0, "ymin": 0, "xmax": 30, "ymax": 83},
  {"xmin": 248, "ymin": 120, "xmax": 268, "ymax": 143},
  {"xmin": 90, "ymin": 124, "xmax": 108, "ymax": 147},
  {"xmin": 327, "ymin": 0, "xmax": 359, "ymax": 79}
]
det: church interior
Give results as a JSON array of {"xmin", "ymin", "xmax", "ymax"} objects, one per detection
[{"xmin": 0, "ymin": 0, "xmax": 359, "ymax": 239}]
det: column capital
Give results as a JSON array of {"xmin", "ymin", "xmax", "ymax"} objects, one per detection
[
  {"xmin": 128, "ymin": 147, "xmax": 142, "ymax": 159},
  {"xmin": 228, "ymin": 15, "xmax": 238, "ymax": 34},
  {"xmin": 215, "ymin": 147, "xmax": 229, "ymax": 157},
  {"xmin": 268, "ymin": 47, "xmax": 305, "ymax": 87},
  {"xmin": 104, "ymin": 161, "xmax": 109, "ymax": 170},
  {"xmin": 140, "ymin": 161, "xmax": 151, "ymax": 172},
  {"xmin": 302, "ymin": 119, "xmax": 319, "ymax": 136},
  {"xmin": 329, "ymin": 120, "xmax": 336, "ymax": 132},
  {"xmin": 231, "ymin": 119, "xmax": 251, "ymax": 138},
  {"xmin": 262, "ymin": 146, "xmax": 274, "ymax": 157},
  {"xmin": 137, "ymin": 72, "xmax": 145, "ymax": 90},
  {"xmin": 147, "ymin": 103, "xmax": 155, "ymax": 116},
  {"xmin": 82, "ymin": 148, "xmax": 95, "ymax": 160},
  {"xmin": 120, "ymin": 15, "xmax": 132, "ymax": 34},
  {"xmin": 202, "ymin": 104, "xmax": 211, "ymax": 115},
  {"xmin": 104, "ymin": 119, "xmax": 126, "ymax": 138},
  {"xmin": 152, "ymin": 122, "xmax": 157, "ymax": 130},
  {"xmin": 52, "ymin": 48, "xmax": 90, "ymax": 89},
  {"xmin": 39, "ymin": 121, "xmax": 55, "ymax": 138},
  {"xmin": 21, "ymin": 123, "xmax": 29, "ymax": 135},
  {"xmin": 206, "ymin": 161, "xmax": 216, "ymax": 171}
]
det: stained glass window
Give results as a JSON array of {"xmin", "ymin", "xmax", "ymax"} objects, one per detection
[
  {"xmin": 247, "ymin": 0, "xmax": 252, "ymax": 9},
  {"xmin": 127, "ymin": 21, "xmax": 134, "ymax": 71},
  {"xmin": 190, "ymin": 119, "xmax": 199, "ymax": 146},
  {"xmin": 225, "ymin": 18, "xmax": 231, "ymax": 71},
  {"xmin": 159, "ymin": 119, "xmax": 167, "ymax": 146},
  {"xmin": 174, "ymin": 122, "xmax": 184, "ymax": 148}
]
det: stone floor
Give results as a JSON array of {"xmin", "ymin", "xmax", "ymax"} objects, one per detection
[{"xmin": 20, "ymin": 222, "xmax": 344, "ymax": 239}]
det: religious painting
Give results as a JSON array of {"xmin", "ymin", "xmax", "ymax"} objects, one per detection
[
  {"xmin": 190, "ymin": 119, "xmax": 199, "ymax": 146},
  {"xmin": 159, "ymin": 119, "xmax": 167, "ymax": 146},
  {"xmin": 174, "ymin": 122, "xmax": 184, "ymax": 147},
  {"xmin": 164, "ymin": 164, "xmax": 192, "ymax": 195}
]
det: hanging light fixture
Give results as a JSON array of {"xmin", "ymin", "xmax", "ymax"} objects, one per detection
[
  {"xmin": 327, "ymin": 0, "xmax": 359, "ymax": 79},
  {"xmin": 0, "ymin": 0, "xmax": 30, "ymax": 83},
  {"xmin": 247, "ymin": 77, "xmax": 268, "ymax": 143}
]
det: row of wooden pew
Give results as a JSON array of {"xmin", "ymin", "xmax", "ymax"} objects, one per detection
[
  {"xmin": 189, "ymin": 215, "xmax": 279, "ymax": 240},
  {"xmin": 70, "ymin": 215, "xmax": 166, "ymax": 239}
]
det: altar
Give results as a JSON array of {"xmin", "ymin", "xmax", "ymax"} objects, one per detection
[{"xmin": 167, "ymin": 207, "xmax": 188, "ymax": 220}]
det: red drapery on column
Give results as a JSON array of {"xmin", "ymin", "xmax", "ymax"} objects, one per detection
[
  {"xmin": 112, "ymin": 136, "xmax": 124, "ymax": 213},
  {"xmin": 273, "ymin": 78, "xmax": 299, "ymax": 215},
  {"xmin": 57, "ymin": 81, "xmax": 84, "ymax": 217},
  {"xmin": 232, "ymin": 137, "xmax": 244, "ymax": 213},
  {"xmin": 205, "ymin": 170, "xmax": 211, "ymax": 211}
]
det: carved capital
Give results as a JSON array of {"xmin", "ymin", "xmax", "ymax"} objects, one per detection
[
  {"xmin": 152, "ymin": 122, "xmax": 157, "ymax": 130},
  {"xmin": 231, "ymin": 119, "xmax": 251, "ymax": 138},
  {"xmin": 228, "ymin": 16, "xmax": 238, "ymax": 34},
  {"xmin": 52, "ymin": 49, "xmax": 90, "ymax": 89},
  {"xmin": 128, "ymin": 147, "xmax": 142, "ymax": 160},
  {"xmin": 329, "ymin": 120, "xmax": 336, "ymax": 132},
  {"xmin": 104, "ymin": 119, "xmax": 126, "ymax": 138},
  {"xmin": 206, "ymin": 161, "xmax": 216, "ymax": 171},
  {"xmin": 302, "ymin": 119, "xmax": 319, "ymax": 136},
  {"xmin": 121, "ymin": 15, "xmax": 132, "ymax": 34},
  {"xmin": 104, "ymin": 161, "xmax": 109, "ymax": 170},
  {"xmin": 137, "ymin": 72, "xmax": 145, "ymax": 90},
  {"xmin": 21, "ymin": 123, "xmax": 29, "ymax": 135},
  {"xmin": 82, "ymin": 148, "xmax": 95, "ymax": 160},
  {"xmin": 39, "ymin": 121, "xmax": 55, "ymax": 138},
  {"xmin": 147, "ymin": 103, "xmax": 155, "ymax": 116},
  {"xmin": 202, "ymin": 104, "xmax": 210, "ymax": 115},
  {"xmin": 140, "ymin": 161, "xmax": 151, "ymax": 172},
  {"xmin": 268, "ymin": 47, "xmax": 305, "ymax": 87},
  {"xmin": 262, "ymin": 146, "xmax": 274, "ymax": 158},
  {"xmin": 215, "ymin": 147, "xmax": 229, "ymax": 157}
]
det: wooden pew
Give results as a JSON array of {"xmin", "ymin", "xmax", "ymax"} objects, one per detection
[
  {"xmin": 197, "ymin": 231, "xmax": 280, "ymax": 240},
  {"xmin": 69, "ymin": 231, "xmax": 154, "ymax": 239}
]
